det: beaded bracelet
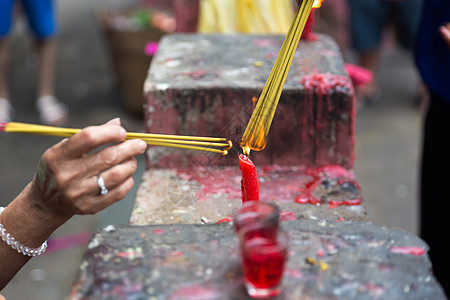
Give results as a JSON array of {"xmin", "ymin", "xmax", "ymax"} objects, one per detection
[{"xmin": 0, "ymin": 207, "xmax": 47, "ymax": 257}]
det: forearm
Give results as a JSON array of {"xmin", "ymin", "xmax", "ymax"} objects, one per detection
[{"xmin": 0, "ymin": 183, "xmax": 70, "ymax": 290}]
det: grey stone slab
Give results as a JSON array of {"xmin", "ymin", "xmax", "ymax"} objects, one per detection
[
  {"xmin": 143, "ymin": 34, "xmax": 354, "ymax": 169},
  {"xmin": 69, "ymin": 220, "xmax": 445, "ymax": 299},
  {"xmin": 131, "ymin": 165, "xmax": 367, "ymax": 226}
]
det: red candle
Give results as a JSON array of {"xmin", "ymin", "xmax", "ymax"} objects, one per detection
[
  {"xmin": 239, "ymin": 154, "xmax": 260, "ymax": 203},
  {"xmin": 302, "ymin": 8, "xmax": 318, "ymax": 41}
]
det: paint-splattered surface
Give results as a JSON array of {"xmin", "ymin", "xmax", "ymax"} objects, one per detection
[
  {"xmin": 69, "ymin": 221, "xmax": 445, "ymax": 299},
  {"xmin": 130, "ymin": 165, "xmax": 366, "ymax": 225},
  {"xmin": 143, "ymin": 34, "xmax": 354, "ymax": 169}
]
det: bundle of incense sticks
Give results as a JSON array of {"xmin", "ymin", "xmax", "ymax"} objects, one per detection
[
  {"xmin": 241, "ymin": 0, "xmax": 316, "ymax": 154},
  {"xmin": 0, "ymin": 122, "xmax": 232, "ymax": 155}
]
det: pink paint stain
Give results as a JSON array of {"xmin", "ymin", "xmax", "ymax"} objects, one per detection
[
  {"xmin": 253, "ymin": 38, "xmax": 273, "ymax": 47},
  {"xmin": 116, "ymin": 249, "xmax": 144, "ymax": 259},
  {"xmin": 365, "ymin": 283, "xmax": 385, "ymax": 297},
  {"xmin": 152, "ymin": 229, "xmax": 165, "ymax": 235},
  {"xmin": 286, "ymin": 269, "xmax": 303, "ymax": 279},
  {"xmin": 170, "ymin": 285, "xmax": 221, "ymax": 300},
  {"xmin": 390, "ymin": 246, "xmax": 425, "ymax": 256},
  {"xmin": 280, "ymin": 211, "xmax": 297, "ymax": 221},
  {"xmin": 46, "ymin": 231, "xmax": 92, "ymax": 254}
]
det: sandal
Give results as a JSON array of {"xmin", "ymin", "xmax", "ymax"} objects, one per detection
[
  {"xmin": 37, "ymin": 95, "xmax": 68, "ymax": 126},
  {"xmin": 0, "ymin": 98, "xmax": 14, "ymax": 123}
]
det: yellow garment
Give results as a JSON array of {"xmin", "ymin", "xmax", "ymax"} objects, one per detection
[{"xmin": 198, "ymin": 0, "xmax": 294, "ymax": 34}]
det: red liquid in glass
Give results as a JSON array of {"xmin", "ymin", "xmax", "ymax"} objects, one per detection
[{"xmin": 242, "ymin": 237, "xmax": 287, "ymax": 290}]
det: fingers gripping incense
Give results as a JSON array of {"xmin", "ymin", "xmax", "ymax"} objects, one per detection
[{"xmin": 1, "ymin": 122, "xmax": 232, "ymax": 155}]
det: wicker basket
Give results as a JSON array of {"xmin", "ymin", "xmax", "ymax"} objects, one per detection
[{"xmin": 99, "ymin": 12, "xmax": 166, "ymax": 115}]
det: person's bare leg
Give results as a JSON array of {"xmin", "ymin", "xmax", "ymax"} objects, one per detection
[
  {"xmin": 0, "ymin": 38, "xmax": 10, "ymax": 100},
  {"xmin": 35, "ymin": 38, "xmax": 67, "ymax": 125},
  {"xmin": 35, "ymin": 38, "xmax": 56, "ymax": 98},
  {"xmin": 358, "ymin": 49, "xmax": 379, "ymax": 96},
  {"xmin": 0, "ymin": 38, "xmax": 14, "ymax": 122}
]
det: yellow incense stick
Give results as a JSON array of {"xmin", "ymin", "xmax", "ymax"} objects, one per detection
[
  {"xmin": 241, "ymin": 0, "xmax": 314, "ymax": 153},
  {"xmin": 1, "ymin": 122, "xmax": 232, "ymax": 155}
]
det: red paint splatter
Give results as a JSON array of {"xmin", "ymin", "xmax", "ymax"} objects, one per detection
[
  {"xmin": 300, "ymin": 73, "xmax": 355, "ymax": 165},
  {"xmin": 328, "ymin": 198, "xmax": 362, "ymax": 209},
  {"xmin": 239, "ymin": 154, "xmax": 260, "ymax": 203},
  {"xmin": 390, "ymin": 246, "xmax": 425, "ymax": 256},
  {"xmin": 216, "ymin": 217, "xmax": 232, "ymax": 223},
  {"xmin": 295, "ymin": 192, "xmax": 321, "ymax": 205},
  {"xmin": 181, "ymin": 70, "xmax": 218, "ymax": 80},
  {"xmin": 279, "ymin": 211, "xmax": 297, "ymax": 221},
  {"xmin": 152, "ymin": 229, "xmax": 165, "ymax": 235},
  {"xmin": 317, "ymin": 248, "xmax": 325, "ymax": 257},
  {"xmin": 175, "ymin": 165, "xmax": 359, "ymax": 206}
]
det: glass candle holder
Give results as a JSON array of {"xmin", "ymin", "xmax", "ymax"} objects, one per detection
[
  {"xmin": 240, "ymin": 226, "xmax": 289, "ymax": 299},
  {"xmin": 232, "ymin": 201, "xmax": 280, "ymax": 235}
]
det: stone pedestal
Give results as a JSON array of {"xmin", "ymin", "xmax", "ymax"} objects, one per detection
[
  {"xmin": 69, "ymin": 221, "xmax": 446, "ymax": 299},
  {"xmin": 143, "ymin": 34, "xmax": 354, "ymax": 169}
]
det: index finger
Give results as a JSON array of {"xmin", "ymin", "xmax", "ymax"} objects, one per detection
[{"xmin": 60, "ymin": 124, "xmax": 127, "ymax": 158}]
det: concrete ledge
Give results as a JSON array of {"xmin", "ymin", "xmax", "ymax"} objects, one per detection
[
  {"xmin": 69, "ymin": 220, "xmax": 445, "ymax": 299},
  {"xmin": 130, "ymin": 165, "xmax": 366, "ymax": 225}
]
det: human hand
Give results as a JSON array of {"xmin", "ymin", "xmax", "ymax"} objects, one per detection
[
  {"xmin": 439, "ymin": 23, "xmax": 450, "ymax": 48},
  {"xmin": 28, "ymin": 118, "xmax": 147, "ymax": 222}
]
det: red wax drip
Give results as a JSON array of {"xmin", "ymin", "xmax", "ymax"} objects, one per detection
[
  {"xmin": 302, "ymin": 9, "xmax": 318, "ymax": 41},
  {"xmin": 239, "ymin": 154, "xmax": 260, "ymax": 203}
]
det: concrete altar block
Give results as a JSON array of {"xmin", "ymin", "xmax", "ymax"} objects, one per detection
[
  {"xmin": 69, "ymin": 221, "xmax": 446, "ymax": 299},
  {"xmin": 143, "ymin": 34, "xmax": 354, "ymax": 169},
  {"xmin": 131, "ymin": 165, "xmax": 367, "ymax": 225}
]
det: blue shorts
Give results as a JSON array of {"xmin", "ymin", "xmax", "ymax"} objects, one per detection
[
  {"xmin": 347, "ymin": 0, "xmax": 423, "ymax": 51},
  {"xmin": 0, "ymin": 0, "xmax": 57, "ymax": 39}
]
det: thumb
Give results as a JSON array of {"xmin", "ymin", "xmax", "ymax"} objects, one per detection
[{"xmin": 105, "ymin": 118, "xmax": 121, "ymax": 126}]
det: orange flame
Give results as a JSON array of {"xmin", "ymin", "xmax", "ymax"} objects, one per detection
[
  {"xmin": 242, "ymin": 144, "xmax": 251, "ymax": 156},
  {"xmin": 313, "ymin": 0, "xmax": 324, "ymax": 8}
]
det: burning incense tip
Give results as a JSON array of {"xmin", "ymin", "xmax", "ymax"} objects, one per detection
[
  {"xmin": 227, "ymin": 140, "xmax": 233, "ymax": 150},
  {"xmin": 313, "ymin": 0, "xmax": 324, "ymax": 8}
]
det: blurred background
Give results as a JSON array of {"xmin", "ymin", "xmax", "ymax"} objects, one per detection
[{"xmin": 0, "ymin": 0, "xmax": 422, "ymax": 298}]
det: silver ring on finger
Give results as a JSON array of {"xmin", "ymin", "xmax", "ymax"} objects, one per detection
[{"xmin": 97, "ymin": 175, "xmax": 108, "ymax": 195}]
